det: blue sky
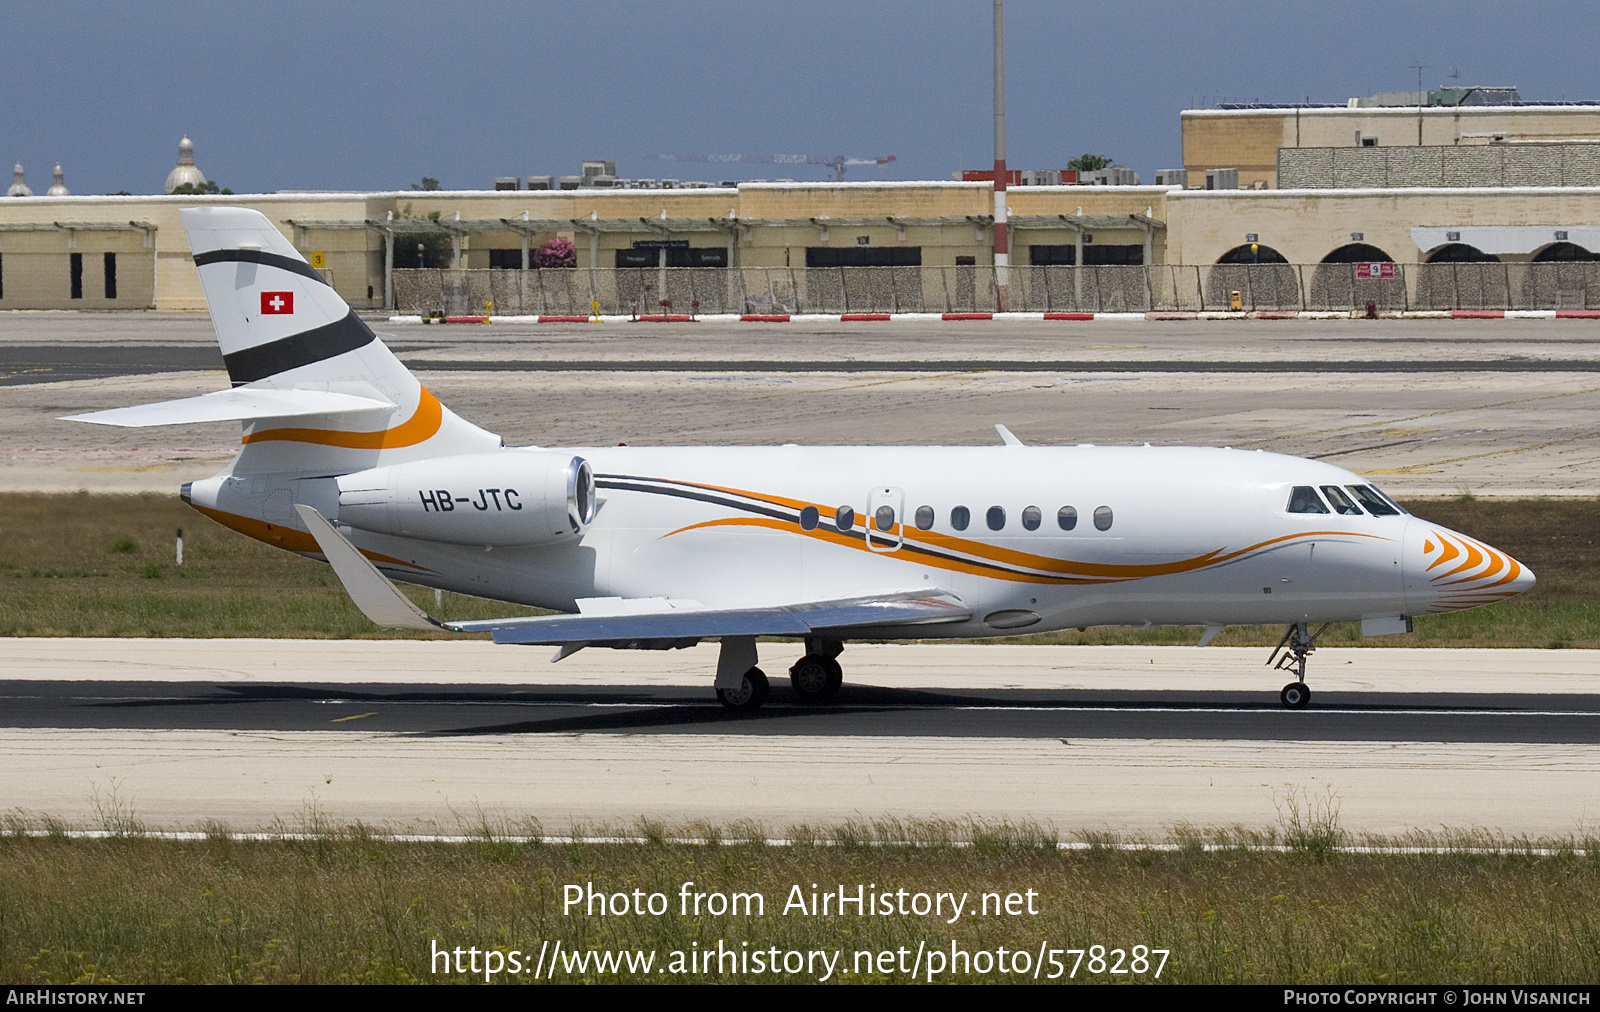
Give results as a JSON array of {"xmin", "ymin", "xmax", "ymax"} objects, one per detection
[{"xmin": 4, "ymin": 0, "xmax": 1597, "ymax": 194}]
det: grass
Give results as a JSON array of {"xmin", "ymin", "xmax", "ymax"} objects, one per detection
[
  {"xmin": 0, "ymin": 493, "xmax": 540, "ymax": 638},
  {"xmin": 0, "ymin": 493, "xmax": 1593, "ymax": 645},
  {"xmin": 1, "ymin": 813, "xmax": 1599, "ymax": 984}
]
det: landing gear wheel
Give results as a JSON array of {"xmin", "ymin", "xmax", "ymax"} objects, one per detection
[
  {"xmin": 789, "ymin": 655, "xmax": 843, "ymax": 700},
  {"xmin": 717, "ymin": 666, "xmax": 769, "ymax": 712},
  {"xmin": 1280, "ymin": 681, "xmax": 1312, "ymax": 710}
]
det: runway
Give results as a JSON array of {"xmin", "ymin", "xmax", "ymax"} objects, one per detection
[{"xmin": 2, "ymin": 640, "xmax": 1597, "ymax": 838}]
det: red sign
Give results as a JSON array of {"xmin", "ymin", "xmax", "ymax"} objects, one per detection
[
  {"xmin": 1355, "ymin": 262, "xmax": 1395, "ymax": 279},
  {"xmin": 260, "ymin": 291, "xmax": 295, "ymax": 315}
]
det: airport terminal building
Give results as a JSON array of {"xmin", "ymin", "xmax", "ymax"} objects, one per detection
[{"xmin": 7, "ymin": 95, "xmax": 1600, "ymax": 315}]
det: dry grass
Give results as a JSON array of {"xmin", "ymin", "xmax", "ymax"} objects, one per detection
[
  {"xmin": 1, "ymin": 813, "xmax": 1598, "ymax": 984},
  {"xmin": 0, "ymin": 493, "xmax": 539, "ymax": 638}
]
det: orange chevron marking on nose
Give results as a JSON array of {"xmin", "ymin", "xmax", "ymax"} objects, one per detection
[
  {"xmin": 1425, "ymin": 532, "xmax": 1461, "ymax": 572},
  {"xmin": 1432, "ymin": 534, "xmax": 1484, "ymax": 582},
  {"xmin": 1439, "ymin": 545, "xmax": 1516, "ymax": 587}
]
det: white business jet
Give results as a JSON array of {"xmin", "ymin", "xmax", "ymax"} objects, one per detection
[{"xmin": 68, "ymin": 208, "xmax": 1535, "ymax": 711}]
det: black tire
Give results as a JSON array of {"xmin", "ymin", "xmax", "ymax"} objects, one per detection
[
  {"xmin": 789, "ymin": 655, "xmax": 841, "ymax": 700},
  {"xmin": 717, "ymin": 666, "xmax": 769, "ymax": 712},
  {"xmin": 1280, "ymin": 682, "xmax": 1311, "ymax": 710}
]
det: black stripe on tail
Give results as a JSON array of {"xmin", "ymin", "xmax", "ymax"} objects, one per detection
[
  {"xmin": 193, "ymin": 248, "xmax": 328, "ymax": 284},
  {"xmin": 223, "ymin": 310, "xmax": 376, "ymax": 385}
]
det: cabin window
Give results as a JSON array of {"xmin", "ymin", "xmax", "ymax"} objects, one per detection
[
  {"xmin": 874, "ymin": 505, "xmax": 895, "ymax": 531},
  {"xmin": 914, "ymin": 505, "xmax": 934, "ymax": 530},
  {"xmin": 986, "ymin": 506, "xmax": 1006, "ymax": 531},
  {"xmin": 1058, "ymin": 506, "xmax": 1078, "ymax": 531},
  {"xmin": 1021, "ymin": 505, "xmax": 1041, "ymax": 530},
  {"xmin": 1094, "ymin": 505, "xmax": 1114, "ymax": 531},
  {"xmin": 835, "ymin": 505, "xmax": 855, "ymax": 530},
  {"xmin": 799, "ymin": 506, "xmax": 819, "ymax": 530},
  {"xmin": 950, "ymin": 506, "xmax": 970, "ymax": 531},
  {"xmin": 1321, "ymin": 485, "xmax": 1363, "ymax": 515},
  {"xmin": 1287, "ymin": 486, "xmax": 1329, "ymax": 513},
  {"xmin": 1345, "ymin": 485, "xmax": 1401, "ymax": 516}
]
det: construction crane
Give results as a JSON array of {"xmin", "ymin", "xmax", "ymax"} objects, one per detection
[{"xmin": 658, "ymin": 153, "xmax": 897, "ymax": 182}]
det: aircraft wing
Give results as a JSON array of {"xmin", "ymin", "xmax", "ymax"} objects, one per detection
[
  {"xmin": 294, "ymin": 505, "xmax": 970, "ymax": 645},
  {"xmin": 63, "ymin": 387, "xmax": 396, "ymax": 427},
  {"xmin": 451, "ymin": 592, "xmax": 970, "ymax": 645}
]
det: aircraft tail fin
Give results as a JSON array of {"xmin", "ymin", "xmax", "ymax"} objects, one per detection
[{"xmin": 181, "ymin": 206, "xmax": 499, "ymax": 473}]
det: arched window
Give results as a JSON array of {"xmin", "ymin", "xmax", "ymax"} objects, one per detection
[
  {"xmin": 1417, "ymin": 244, "xmax": 1508, "ymax": 310},
  {"xmin": 1426, "ymin": 243, "xmax": 1498, "ymax": 264},
  {"xmin": 1320, "ymin": 242, "xmax": 1394, "ymax": 264},
  {"xmin": 1216, "ymin": 243, "xmax": 1289, "ymax": 265},
  {"xmin": 1206, "ymin": 244, "xmax": 1297, "ymax": 310},
  {"xmin": 1532, "ymin": 242, "xmax": 1600, "ymax": 263},
  {"xmin": 1309, "ymin": 243, "xmax": 1404, "ymax": 310}
]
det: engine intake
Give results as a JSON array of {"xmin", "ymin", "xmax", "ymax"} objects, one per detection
[{"xmin": 335, "ymin": 451, "xmax": 594, "ymax": 547}]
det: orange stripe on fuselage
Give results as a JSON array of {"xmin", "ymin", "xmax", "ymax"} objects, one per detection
[
  {"xmin": 241, "ymin": 388, "xmax": 443, "ymax": 448},
  {"xmin": 663, "ymin": 513, "xmax": 1387, "ymax": 585},
  {"xmin": 655, "ymin": 477, "xmax": 1387, "ymax": 580},
  {"xmin": 187, "ymin": 503, "xmax": 428, "ymax": 571}
]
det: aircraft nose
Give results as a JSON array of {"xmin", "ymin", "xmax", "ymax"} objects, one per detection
[{"xmin": 1403, "ymin": 518, "xmax": 1535, "ymax": 615}]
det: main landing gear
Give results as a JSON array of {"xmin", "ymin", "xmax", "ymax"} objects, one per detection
[
  {"xmin": 716, "ymin": 666, "xmax": 769, "ymax": 711},
  {"xmin": 1267, "ymin": 621, "xmax": 1330, "ymax": 710},
  {"xmin": 788, "ymin": 638, "xmax": 844, "ymax": 702},
  {"xmin": 715, "ymin": 638, "xmax": 846, "ymax": 713}
]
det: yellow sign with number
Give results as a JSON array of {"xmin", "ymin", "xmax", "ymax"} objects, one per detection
[{"xmin": 309, "ymin": 252, "xmax": 326, "ymax": 269}]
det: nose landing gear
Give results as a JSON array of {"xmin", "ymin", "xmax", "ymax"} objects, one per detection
[{"xmin": 1268, "ymin": 621, "xmax": 1329, "ymax": 710}]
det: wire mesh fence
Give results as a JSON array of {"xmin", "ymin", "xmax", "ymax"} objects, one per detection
[{"xmin": 390, "ymin": 263, "xmax": 1600, "ymax": 315}]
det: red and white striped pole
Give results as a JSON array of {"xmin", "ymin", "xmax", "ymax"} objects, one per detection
[{"xmin": 993, "ymin": 0, "xmax": 1009, "ymax": 313}]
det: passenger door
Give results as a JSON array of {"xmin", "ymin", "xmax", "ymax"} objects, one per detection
[{"xmin": 866, "ymin": 486, "xmax": 904, "ymax": 552}]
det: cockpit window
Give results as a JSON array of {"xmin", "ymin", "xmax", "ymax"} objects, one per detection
[
  {"xmin": 1373, "ymin": 485, "xmax": 1408, "ymax": 515},
  {"xmin": 1345, "ymin": 485, "xmax": 1401, "ymax": 516},
  {"xmin": 1286, "ymin": 486, "xmax": 1330, "ymax": 514},
  {"xmin": 1320, "ymin": 485, "xmax": 1363, "ymax": 515}
]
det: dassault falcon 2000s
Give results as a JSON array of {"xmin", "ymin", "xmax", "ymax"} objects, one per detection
[{"xmin": 69, "ymin": 207, "xmax": 1536, "ymax": 711}]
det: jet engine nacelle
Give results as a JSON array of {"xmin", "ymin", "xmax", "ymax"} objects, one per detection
[{"xmin": 335, "ymin": 451, "xmax": 595, "ymax": 547}]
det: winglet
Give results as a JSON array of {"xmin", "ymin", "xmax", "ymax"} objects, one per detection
[
  {"xmin": 995, "ymin": 424, "xmax": 1024, "ymax": 447},
  {"xmin": 294, "ymin": 505, "xmax": 446, "ymax": 632}
]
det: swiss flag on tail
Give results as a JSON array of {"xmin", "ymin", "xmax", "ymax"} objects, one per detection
[{"xmin": 260, "ymin": 291, "xmax": 294, "ymax": 315}]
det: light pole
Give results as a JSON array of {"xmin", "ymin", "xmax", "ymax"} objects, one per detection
[{"xmin": 993, "ymin": 0, "xmax": 1009, "ymax": 313}]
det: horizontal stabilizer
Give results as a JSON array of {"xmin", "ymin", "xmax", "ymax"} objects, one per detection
[
  {"xmin": 63, "ymin": 387, "xmax": 396, "ymax": 428},
  {"xmin": 294, "ymin": 505, "xmax": 442, "ymax": 632}
]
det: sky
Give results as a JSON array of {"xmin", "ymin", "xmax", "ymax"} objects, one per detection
[{"xmin": 3, "ymin": 0, "xmax": 1598, "ymax": 195}]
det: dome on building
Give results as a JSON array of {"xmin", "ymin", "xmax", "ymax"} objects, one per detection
[
  {"xmin": 46, "ymin": 164, "xmax": 68, "ymax": 197},
  {"xmin": 163, "ymin": 136, "xmax": 206, "ymax": 194},
  {"xmin": 8, "ymin": 164, "xmax": 31, "ymax": 197}
]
